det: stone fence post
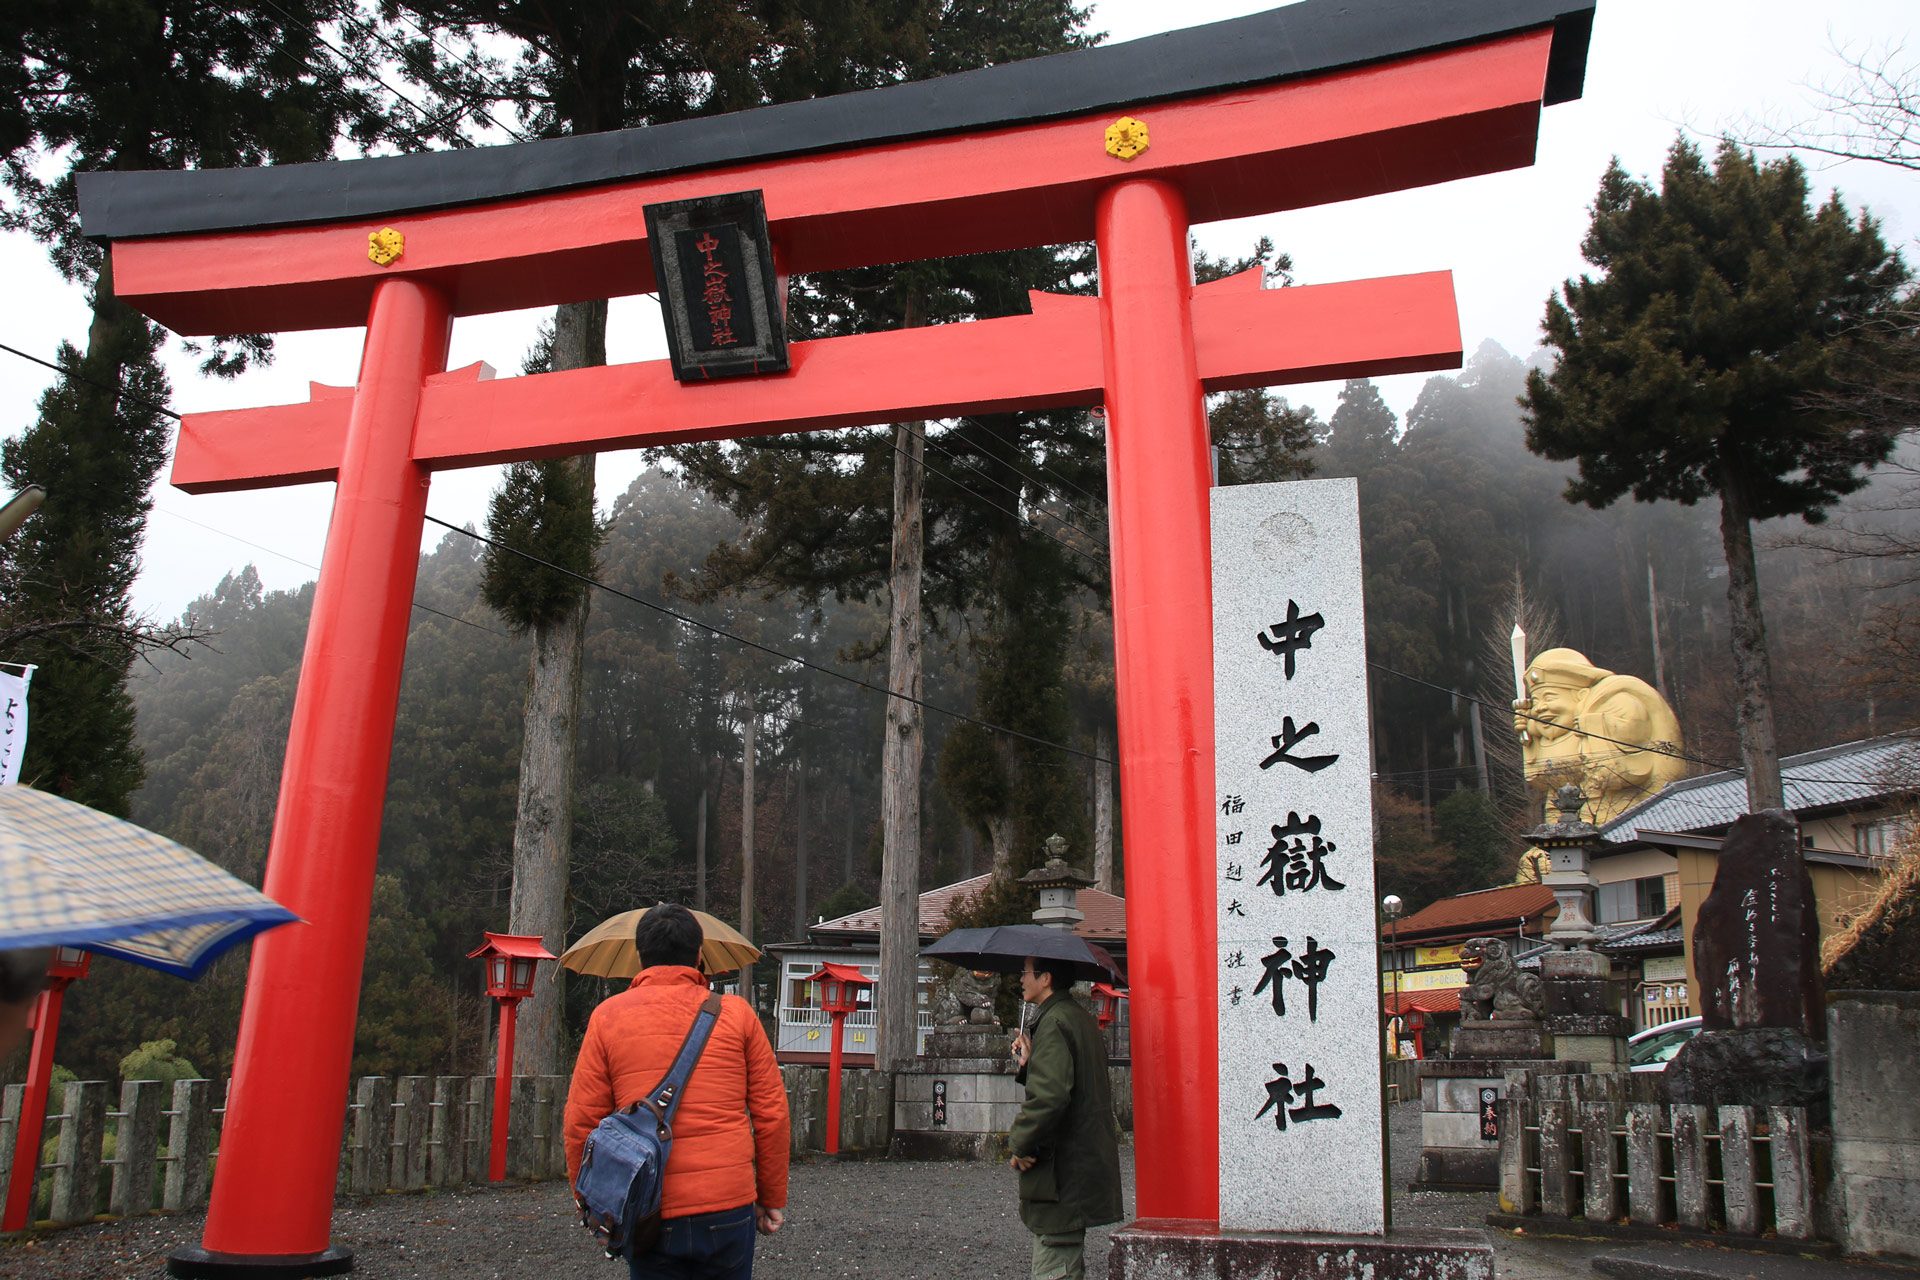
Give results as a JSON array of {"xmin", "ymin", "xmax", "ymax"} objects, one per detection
[
  {"xmin": 163, "ymin": 1078, "xmax": 212, "ymax": 1211},
  {"xmin": 109, "ymin": 1079, "xmax": 162, "ymax": 1217},
  {"xmin": 50, "ymin": 1079, "xmax": 108, "ymax": 1224}
]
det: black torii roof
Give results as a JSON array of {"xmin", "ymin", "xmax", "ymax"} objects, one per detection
[{"xmin": 78, "ymin": 0, "xmax": 1592, "ymax": 242}]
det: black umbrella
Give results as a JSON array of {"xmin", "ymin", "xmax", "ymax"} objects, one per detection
[{"xmin": 922, "ymin": 924, "xmax": 1123, "ymax": 985}]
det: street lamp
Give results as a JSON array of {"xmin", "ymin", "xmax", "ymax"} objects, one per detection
[
  {"xmin": 1089, "ymin": 982, "xmax": 1126, "ymax": 1031},
  {"xmin": 1381, "ymin": 895, "xmax": 1404, "ymax": 1061},
  {"xmin": 803, "ymin": 962, "xmax": 873, "ymax": 1155},
  {"xmin": 467, "ymin": 932, "xmax": 555, "ymax": 1181},
  {"xmin": 2, "ymin": 946, "xmax": 92, "ymax": 1231}
]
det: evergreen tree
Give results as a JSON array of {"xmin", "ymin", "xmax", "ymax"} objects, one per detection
[
  {"xmin": 1523, "ymin": 139, "xmax": 1909, "ymax": 811},
  {"xmin": 1, "ymin": 1, "xmax": 374, "ymax": 810}
]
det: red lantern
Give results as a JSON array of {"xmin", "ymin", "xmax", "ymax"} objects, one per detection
[
  {"xmin": 802, "ymin": 963, "xmax": 874, "ymax": 1155},
  {"xmin": 1089, "ymin": 982, "xmax": 1126, "ymax": 1031},
  {"xmin": 467, "ymin": 933, "xmax": 556, "ymax": 1181},
  {"xmin": 2, "ymin": 947, "xmax": 92, "ymax": 1230}
]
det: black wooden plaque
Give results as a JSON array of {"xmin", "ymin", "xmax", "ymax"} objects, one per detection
[
  {"xmin": 644, "ymin": 190, "xmax": 788, "ymax": 381},
  {"xmin": 1479, "ymin": 1087, "xmax": 1499, "ymax": 1141},
  {"xmin": 932, "ymin": 1079, "xmax": 948, "ymax": 1128}
]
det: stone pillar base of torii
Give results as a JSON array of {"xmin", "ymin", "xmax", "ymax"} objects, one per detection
[
  {"xmin": 1114, "ymin": 479, "xmax": 1495, "ymax": 1280},
  {"xmin": 1110, "ymin": 1223, "xmax": 1493, "ymax": 1280}
]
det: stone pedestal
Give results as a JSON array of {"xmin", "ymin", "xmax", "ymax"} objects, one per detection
[
  {"xmin": 1450, "ymin": 1020, "xmax": 1551, "ymax": 1061},
  {"xmin": 1540, "ymin": 950, "xmax": 1630, "ymax": 1068},
  {"xmin": 1664, "ymin": 1027, "xmax": 1829, "ymax": 1123},
  {"xmin": 1413, "ymin": 1060, "xmax": 1572, "ymax": 1190},
  {"xmin": 1110, "ymin": 1221, "xmax": 1493, "ymax": 1280},
  {"xmin": 889, "ymin": 1026, "xmax": 1020, "ymax": 1161}
]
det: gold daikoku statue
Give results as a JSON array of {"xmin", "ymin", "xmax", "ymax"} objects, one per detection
[{"xmin": 1511, "ymin": 645, "xmax": 1684, "ymax": 829}]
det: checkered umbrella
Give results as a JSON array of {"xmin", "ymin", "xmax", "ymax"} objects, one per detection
[{"xmin": 0, "ymin": 785, "xmax": 297, "ymax": 978}]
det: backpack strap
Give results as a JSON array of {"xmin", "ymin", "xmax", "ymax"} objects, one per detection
[{"xmin": 639, "ymin": 992, "xmax": 724, "ymax": 1127}]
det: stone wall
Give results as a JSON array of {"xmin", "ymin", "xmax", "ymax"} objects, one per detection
[{"xmin": 1829, "ymin": 990, "xmax": 1920, "ymax": 1260}]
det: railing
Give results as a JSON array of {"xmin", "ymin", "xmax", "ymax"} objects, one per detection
[
  {"xmin": 1497, "ymin": 1070, "xmax": 1818, "ymax": 1241},
  {"xmin": 0, "ymin": 1074, "xmax": 572, "ymax": 1226}
]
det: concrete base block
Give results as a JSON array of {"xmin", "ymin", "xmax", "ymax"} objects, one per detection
[
  {"xmin": 888, "ymin": 1129, "xmax": 1008, "ymax": 1161},
  {"xmin": 1109, "ymin": 1221, "xmax": 1493, "ymax": 1280},
  {"xmin": 1451, "ymin": 1021, "xmax": 1551, "ymax": 1060}
]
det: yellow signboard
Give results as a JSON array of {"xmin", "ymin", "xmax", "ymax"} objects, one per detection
[
  {"xmin": 1381, "ymin": 968, "xmax": 1466, "ymax": 994},
  {"xmin": 1414, "ymin": 944, "xmax": 1465, "ymax": 968}
]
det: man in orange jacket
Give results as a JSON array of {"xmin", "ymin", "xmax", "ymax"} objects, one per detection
[{"xmin": 565, "ymin": 903, "xmax": 789, "ymax": 1279}]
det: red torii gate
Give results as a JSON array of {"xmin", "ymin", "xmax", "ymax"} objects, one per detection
[{"xmin": 79, "ymin": 3, "xmax": 1592, "ymax": 1273}]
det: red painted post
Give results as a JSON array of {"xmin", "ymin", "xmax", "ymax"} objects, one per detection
[
  {"xmin": 2, "ymin": 985, "xmax": 66, "ymax": 1231},
  {"xmin": 1095, "ymin": 178, "xmax": 1218, "ymax": 1223},
  {"xmin": 489, "ymin": 999, "xmax": 518, "ymax": 1181},
  {"xmin": 824, "ymin": 1010, "xmax": 845, "ymax": 1156},
  {"xmin": 183, "ymin": 278, "xmax": 450, "ymax": 1270}
]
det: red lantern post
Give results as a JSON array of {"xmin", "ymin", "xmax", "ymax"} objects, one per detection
[
  {"xmin": 467, "ymin": 933, "xmax": 555, "ymax": 1182},
  {"xmin": 803, "ymin": 963, "xmax": 873, "ymax": 1155},
  {"xmin": 1089, "ymin": 983, "xmax": 1126, "ymax": 1032},
  {"xmin": 2, "ymin": 947, "xmax": 91, "ymax": 1231}
]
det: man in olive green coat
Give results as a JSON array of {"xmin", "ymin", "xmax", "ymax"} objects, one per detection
[{"xmin": 1009, "ymin": 956, "xmax": 1124, "ymax": 1280}]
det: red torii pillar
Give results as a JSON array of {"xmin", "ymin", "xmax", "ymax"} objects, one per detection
[{"xmin": 80, "ymin": 14, "xmax": 1579, "ymax": 1271}]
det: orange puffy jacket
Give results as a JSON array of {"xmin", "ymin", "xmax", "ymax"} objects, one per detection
[{"xmin": 563, "ymin": 966, "xmax": 789, "ymax": 1217}]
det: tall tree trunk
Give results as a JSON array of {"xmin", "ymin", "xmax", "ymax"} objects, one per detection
[
  {"xmin": 843, "ymin": 778, "xmax": 856, "ymax": 885},
  {"xmin": 1093, "ymin": 724, "xmax": 1115, "ymax": 892},
  {"xmin": 877, "ymin": 417, "xmax": 925, "ymax": 1071},
  {"xmin": 960, "ymin": 826, "xmax": 977, "ymax": 880},
  {"xmin": 740, "ymin": 694, "xmax": 757, "ymax": 940},
  {"xmin": 794, "ymin": 757, "xmax": 808, "ymax": 938},
  {"xmin": 694, "ymin": 782, "xmax": 709, "ymax": 912},
  {"xmin": 1716, "ymin": 462, "xmax": 1785, "ymax": 811},
  {"xmin": 504, "ymin": 299, "xmax": 603, "ymax": 1076},
  {"xmin": 1646, "ymin": 553, "xmax": 1669, "ymax": 701}
]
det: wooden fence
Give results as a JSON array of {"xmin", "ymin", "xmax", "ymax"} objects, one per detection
[{"xmin": 1498, "ymin": 1070, "xmax": 1818, "ymax": 1240}]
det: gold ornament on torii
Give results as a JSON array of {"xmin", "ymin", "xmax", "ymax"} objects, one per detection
[{"xmin": 1511, "ymin": 646, "xmax": 1685, "ymax": 831}]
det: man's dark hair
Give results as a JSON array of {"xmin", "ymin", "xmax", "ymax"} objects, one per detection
[
  {"xmin": 1031, "ymin": 957, "xmax": 1077, "ymax": 994},
  {"xmin": 0, "ymin": 949, "xmax": 49, "ymax": 1005},
  {"xmin": 635, "ymin": 904, "xmax": 703, "ymax": 969}
]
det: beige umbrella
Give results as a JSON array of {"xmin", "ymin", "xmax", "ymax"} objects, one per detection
[{"xmin": 559, "ymin": 907, "xmax": 760, "ymax": 979}]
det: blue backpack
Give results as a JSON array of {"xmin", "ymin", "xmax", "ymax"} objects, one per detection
[{"xmin": 575, "ymin": 992, "xmax": 723, "ymax": 1259}]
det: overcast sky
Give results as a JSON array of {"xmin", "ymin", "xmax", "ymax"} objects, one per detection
[{"xmin": 1, "ymin": 0, "xmax": 1916, "ymax": 621}]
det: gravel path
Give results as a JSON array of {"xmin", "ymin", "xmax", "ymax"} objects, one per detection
[{"xmin": 0, "ymin": 1106, "xmax": 1608, "ymax": 1280}]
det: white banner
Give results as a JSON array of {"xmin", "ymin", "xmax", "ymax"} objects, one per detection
[{"xmin": 0, "ymin": 666, "xmax": 33, "ymax": 786}]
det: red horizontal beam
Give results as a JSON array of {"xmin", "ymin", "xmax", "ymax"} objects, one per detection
[
  {"xmin": 171, "ymin": 272, "xmax": 1458, "ymax": 494},
  {"xmin": 118, "ymin": 32, "xmax": 1546, "ymax": 336}
]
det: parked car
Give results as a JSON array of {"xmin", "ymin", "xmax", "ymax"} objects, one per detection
[{"xmin": 1628, "ymin": 1015, "xmax": 1701, "ymax": 1072}]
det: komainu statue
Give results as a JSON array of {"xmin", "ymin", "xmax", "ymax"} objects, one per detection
[
  {"xmin": 1513, "ymin": 647, "xmax": 1684, "ymax": 826},
  {"xmin": 931, "ymin": 966, "xmax": 999, "ymax": 1028},
  {"xmin": 1459, "ymin": 937, "xmax": 1545, "ymax": 1022}
]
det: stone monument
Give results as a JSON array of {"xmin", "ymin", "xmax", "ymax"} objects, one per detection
[
  {"xmin": 1664, "ymin": 809, "xmax": 1829, "ymax": 1118},
  {"xmin": 1142, "ymin": 477, "xmax": 1494, "ymax": 1275},
  {"xmin": 1511, "ymin": 647, "xmax": 1684, "ymax": 826}
]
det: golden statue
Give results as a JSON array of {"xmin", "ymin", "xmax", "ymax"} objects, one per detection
[{"xmin": 1511, "ymin": 646, "xmax": 1684, "ymax": 827}]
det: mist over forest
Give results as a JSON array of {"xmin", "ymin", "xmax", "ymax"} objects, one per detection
[{"xmin": 16, "ymin": 338, "xmax": 1915, "ymax": 1087}]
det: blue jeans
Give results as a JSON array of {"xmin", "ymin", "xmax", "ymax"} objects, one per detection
[{"xmin": 627, "ymin": 1204, "xmax": 757, "ymax": 1280}]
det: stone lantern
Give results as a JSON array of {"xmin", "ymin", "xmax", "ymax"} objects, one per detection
[
  {"xmin": 1523, "ymin": 785, "xmax": 1630, "ymax": 1068},
  {"xmin": 1525, "ymin": 784, "xmax": 1601, "ymax": 948},
  {"xmin": 1018, "ymin": 835, "xmax": 1095, "ymax": 931}
]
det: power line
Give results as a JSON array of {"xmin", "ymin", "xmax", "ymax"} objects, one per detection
[
  {"xmin": 427, "ymin": 513, "xmax": 1116, "ymax": 766},
  {"xmin": 912, "ymin": 419, "xmax": 1108, "ymax": 543},
  {"xmin": 879, "ymin": 433, "xmax": 1106, "ymax": 575},
  {"xmin": 0, "ymin": 342, "xmax": 183, "ymax": 421},
  {"xmin": 152, "ymin": 505, "xmax": 510, "ymax": 640}
]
